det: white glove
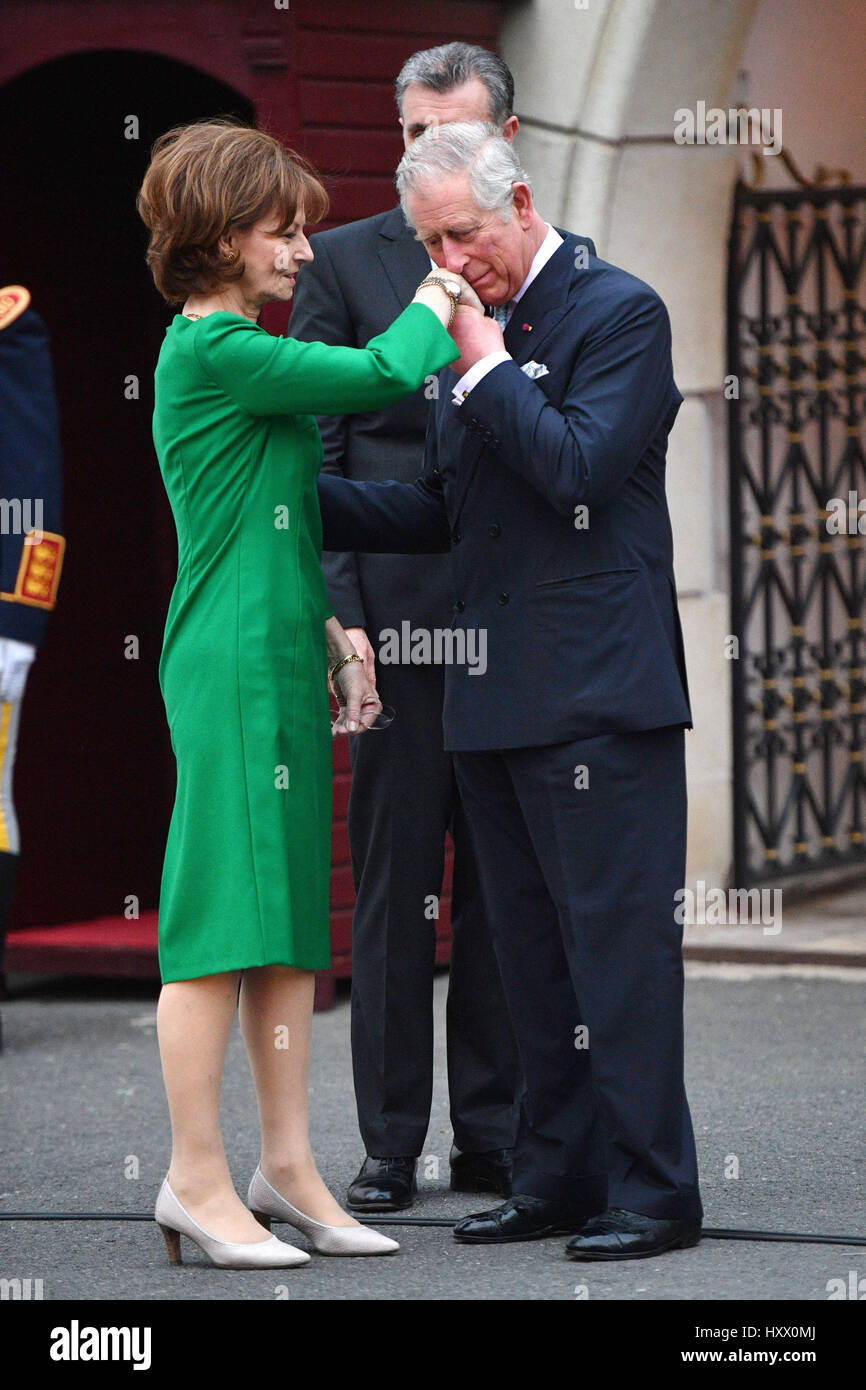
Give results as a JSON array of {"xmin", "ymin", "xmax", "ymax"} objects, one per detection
[{"xmin": 0, "ymin": 637, "xmax": 36, "ymax": 703}]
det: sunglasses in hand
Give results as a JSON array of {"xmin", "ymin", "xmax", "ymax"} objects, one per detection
[{"xmin": 330, "ymin": 700, "xmax": 396, "ymax": 735}]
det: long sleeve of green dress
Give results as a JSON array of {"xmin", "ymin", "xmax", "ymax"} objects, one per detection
[{"xmin": 191, "ymin": 301, "xmax": 457, "ymax": 416}]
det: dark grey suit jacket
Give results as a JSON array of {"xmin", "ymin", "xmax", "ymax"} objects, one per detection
[{"xmin": 289, "ymin": 205, "xmax": 452, "ymax": 636}]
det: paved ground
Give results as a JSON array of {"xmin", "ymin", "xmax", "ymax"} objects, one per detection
[
  {"xmin": 683, "ymin": 879, "xmax": 866, "ymax": 965},
  {"xmin": 1, "ymin": 963, "xmax": 864, "ymax": 1301}
]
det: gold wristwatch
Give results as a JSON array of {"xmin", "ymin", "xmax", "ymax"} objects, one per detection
[{"xmin": 418, "ymin": 275, "xmax": 461, "ymax": 329}]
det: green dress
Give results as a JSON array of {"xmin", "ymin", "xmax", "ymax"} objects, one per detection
[{"xmin": 152, "ymin": 302, "xmax": 456, "ymax": 983}]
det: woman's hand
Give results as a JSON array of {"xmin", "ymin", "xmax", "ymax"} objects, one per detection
[
  {"xmin": 330, "ymin": 656, "xmax": 382, "ymax": 736},
  {"xmin": 451, "ymin": 274, "xmax": 484, "ymax": 312}
]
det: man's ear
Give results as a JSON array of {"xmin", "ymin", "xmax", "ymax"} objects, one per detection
[
  {"xmin": 512, "ymin": 183, "xmax": 534, "ymax": 228},
  {"xmin": 502, "ymin": 115, "xmax": 519, "ymax": 144}
]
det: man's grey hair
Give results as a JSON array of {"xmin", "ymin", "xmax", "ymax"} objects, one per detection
[
  {"xmin": 395, "ymin": 42, "xmax": 514, "ymax": 127},
  {"xmin": 396, "ymin": 123, "xmax": 530, "ymax": 224}
]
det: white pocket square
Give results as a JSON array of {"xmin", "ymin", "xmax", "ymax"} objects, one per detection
[{"xmin": 520, "ymin": 360, "xmax": 550, "ymax": 380}]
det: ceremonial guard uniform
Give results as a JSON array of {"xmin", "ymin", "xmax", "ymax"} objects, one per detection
[{"xmin": 0, "ymin": 286, "xmax": 65, "ymax": 1036}]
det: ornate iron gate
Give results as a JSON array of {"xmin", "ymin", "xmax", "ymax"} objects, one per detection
[{"xmin": 728, "ymin": 179, "xmax": 866, "ymax": 885}]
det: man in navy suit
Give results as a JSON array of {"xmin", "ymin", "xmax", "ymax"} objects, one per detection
[
  {"xmin": 291, "ymin": 45, "xmax": 524, "ymax": 1211},
  {"xmin": 318, "ymin": 122, "xmax": 703, "ymax": 1260}
]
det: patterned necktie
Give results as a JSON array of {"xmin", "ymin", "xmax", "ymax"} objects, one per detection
[{"xmin": 492, "ymin": 302, "xmax": 511, "ymax": 329}]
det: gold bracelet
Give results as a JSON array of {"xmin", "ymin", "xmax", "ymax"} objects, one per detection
[
  {"xmin": 417, "ymin": 275, "xmax": 459, "ymax": 330},
  {"xmin": 329, "ymin": 652, "xmax": 363, "ymax": 682}
]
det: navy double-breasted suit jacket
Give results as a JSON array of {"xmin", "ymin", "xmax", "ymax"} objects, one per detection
[{"xmin": 317, "ymin": 231, "xmax": 692, "ymax": 752}]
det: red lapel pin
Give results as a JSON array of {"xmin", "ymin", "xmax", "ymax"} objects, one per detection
[{"xmin": 522, "ymin": 322, "xmax": 532, "ymax": 332}]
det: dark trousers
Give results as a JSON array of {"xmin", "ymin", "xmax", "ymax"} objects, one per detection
[
  {"xmin": 348, "ymin": 659, "xmax": 519, "ymax": 1157},
  {"xmin": 453, "ymin": 725, "xmax": 702, "ymax": 1222}
]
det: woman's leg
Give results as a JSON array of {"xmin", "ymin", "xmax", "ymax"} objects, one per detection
[
  {"xmin": 157, "ymin": 971, "xmax": 271, "ymax": 1243},
  {"xmin": 239, "ymin": 964, "xmax": 358, "ymax": 1225}
]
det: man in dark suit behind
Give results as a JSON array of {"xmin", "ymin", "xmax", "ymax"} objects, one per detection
[
  {"xmin": 290, "ymin": 44, "xmax": 523, "ymax": 1210},
  {"xmin": 317, "ymin": 123, "xmax": 704, "ymax": 1260}
]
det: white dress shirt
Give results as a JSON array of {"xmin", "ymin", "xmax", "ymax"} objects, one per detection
[{"xmin": 451, "ymin": 224, "xmax": 564, "ymax": 405}]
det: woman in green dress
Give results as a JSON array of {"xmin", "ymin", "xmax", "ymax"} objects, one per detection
[{"xmin": 137, "ymin": 119, "xmax": 476, "ymax": 1267}]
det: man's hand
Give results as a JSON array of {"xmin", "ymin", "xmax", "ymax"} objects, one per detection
[
  {"xmin": 450, "ymin": 305, "xmax": 505, "ymax": 377},
  {"xmin": 344, "ymin": 627, "xmax": 377, "ymax": 689}
]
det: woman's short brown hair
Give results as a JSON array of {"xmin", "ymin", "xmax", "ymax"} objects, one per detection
[{"xmin": 137, "ymin": 118, "xmax": 329, "ymax": 302}]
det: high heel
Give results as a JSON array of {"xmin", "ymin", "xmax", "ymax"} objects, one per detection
[
  {"xmin": 155, "ymin": 1177, "xmax": 311, "ymax": 1268},
  {"xmin": 158, "ymin": 1222, "xmax": 183, "ymax": 1266},
  {"xmin": 248, "ymin": 1165, "xmax": 399, "ymax": 1256}
]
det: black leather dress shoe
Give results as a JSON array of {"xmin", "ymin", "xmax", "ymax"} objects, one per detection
[
  {"xmin": 453, "ymin": 1194, "xmax": 602, "ymax": 1244},
  {"xmin": 565, "ymin": 1207, "xmax": 702, "ymax": 1260},
  {"xmin": 449, "ymin": 1145, "xmax": 513, "ymax": 1196},
  {"xmin": 346, "ymin": 1156, "xmax": 417, "ymax": 1212}
]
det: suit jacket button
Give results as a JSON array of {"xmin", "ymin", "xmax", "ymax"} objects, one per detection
[
  {"xmin": 452, "ymin": 528, "xmax": 462, "ymax": 543},
  {"xmin": 483, "ymin": 429, "xmax": 494, "ymax": 443},
  {"xmin": 455, "ymin": 599, "xmax": 466, "ymax": 612},
  {"xmin": 497, "ymin": 591, "xmax": 509, "ymax": 604},
  {"xmin": 488, "ymin": 522, "xmax": 501, "ymax": 537}
]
